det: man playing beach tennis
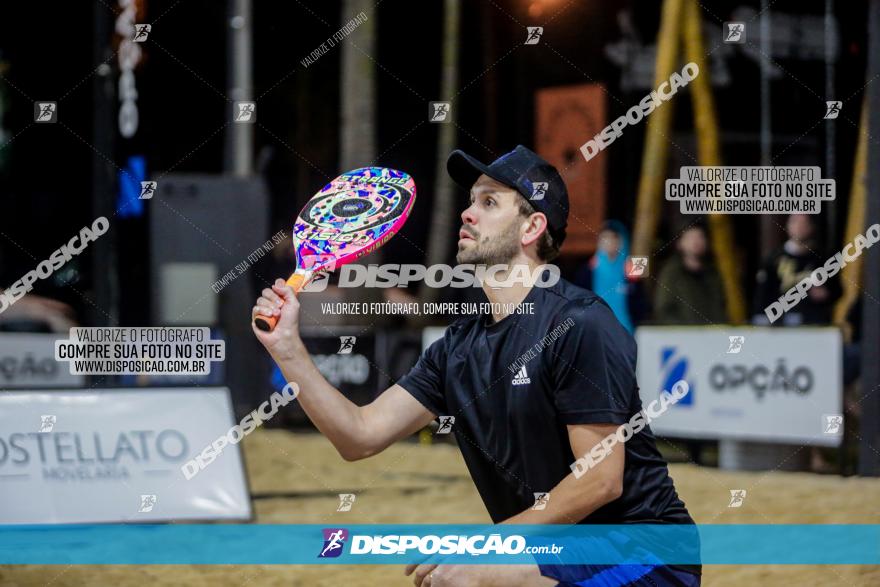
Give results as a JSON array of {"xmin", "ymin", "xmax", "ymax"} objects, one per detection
[{"xmin": 253, "ymin": 146, "xmax": 700, "ymax": 586}]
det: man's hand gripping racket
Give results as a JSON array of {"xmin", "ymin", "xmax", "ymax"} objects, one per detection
[{"xmin": 251, "ymin": 167, "xmax": 416, "ymax": 334}]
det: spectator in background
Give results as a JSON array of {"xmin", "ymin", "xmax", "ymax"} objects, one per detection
[
  {"xmin": 752, "ymin": 214, "xmax": 841, "ymax": 326},
  {"xmin": 654, "ymin": 223, "xmax": 727, "ymax": 324},
  {"xmin": 573, "ymin": 220, "xmax": 648, "ymax": 332},
  {"xmin": 0, "ymin": 250, "xmax": 78, "ymax": 333},
  {"xmin": 0, "ymin": 292, "xmax": 77, "ymax": 333}
]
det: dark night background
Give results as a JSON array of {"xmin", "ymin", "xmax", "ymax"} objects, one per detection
[{"xmin": 0, "ymin": 0, "xmax": 870, "ymax": 326}]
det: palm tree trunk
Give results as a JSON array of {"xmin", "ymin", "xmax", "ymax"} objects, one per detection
[
  {"xmin": 339, "ymin": 0, "xmax": 380, "ymax": 325},
  {"xmin": 420, "ymin": 0, "xmax": 461, "ymax": 312},
  {"xmin": 340, "ymin": 0, "xmax": 376, "ymax": 169}
]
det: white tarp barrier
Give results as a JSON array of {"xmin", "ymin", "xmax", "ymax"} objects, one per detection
[{"xmin": 0, "ymin": 387, "xmax": 251, "ymax": 523}]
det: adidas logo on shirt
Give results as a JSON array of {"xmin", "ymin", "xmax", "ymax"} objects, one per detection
[{"xmin": 512, "ymin": 365, "xmax": 531, "ymax": 385}]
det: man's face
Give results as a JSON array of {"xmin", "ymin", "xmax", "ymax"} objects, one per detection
[
  {"xmin": 597, "ymin": 229, "xmax": 621, "ymax": 257},
  {"xmin": 457, "ymin": 175, "xmax": 523, "ymax": 266},
  {"xmin": 678, "ymin": 227, "xmax": 707, "ymax": 257}
]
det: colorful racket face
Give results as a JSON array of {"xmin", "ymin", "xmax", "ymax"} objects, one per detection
[
  {"xmin": 253, "ymin": 167, "xmax": 416, "ymax": 332},
  {"xmin": 293, "ymin": 167, "xmax": 416, "ymax": 274}
]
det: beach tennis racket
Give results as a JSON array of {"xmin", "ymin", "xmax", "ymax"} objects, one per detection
[{"xmin": 253, "ymin": 167, "xmax": 417, "ymax": 332}]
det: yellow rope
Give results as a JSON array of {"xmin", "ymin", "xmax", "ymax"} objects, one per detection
[
  {"xmin": 682, "ymin": 0, "xmax": 747, "ymax": 323},
  {"xmin": 832, "ymin": 97, "xmax": 868, "ymax": 341}
]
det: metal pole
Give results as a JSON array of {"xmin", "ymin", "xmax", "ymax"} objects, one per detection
[
  {"xmin": 421, "ymin": 0, "xmax": 460, "ymax": 309},
  {"xmin": 825, "ymin": 0, "xmax": 837, "ymax": 243},
  {"xmin": 859, "ymin": 0, "xmax": 880, "ymax": 477},
  {"xmin": 759, "ymin": 2, "xmax": 771, "ymax": 167},
  {"xmin": 92, "ymin": 0, "xmax": 118, "ymax": 327},
  {"xmin": 758, "ymin": 0, "xmax": 776, "ymax": 260},
  {"xmin": 225, "ymin": 0, "xmax": 253, "ymax": 176}
]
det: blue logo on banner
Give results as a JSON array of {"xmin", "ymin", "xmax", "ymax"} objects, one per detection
[
  {"xmin": 319, "ymin": 528, "xmax": 348, "ymax": 558},
  {"xmin": 660, "ymin": 347, "xmax": 693, "ymax": 406}
]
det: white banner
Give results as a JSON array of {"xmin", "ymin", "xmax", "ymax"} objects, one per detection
[
  {"xmin": 0, "ymin": 334, "xmax": 83, "ymax": 388},
  {"xmin": 0, "ymin": 388, "xmax": 251, "ymax": 524},
  {"xmin": 635, "ymin": 327, "xmax": 842, "ymax": 446}
]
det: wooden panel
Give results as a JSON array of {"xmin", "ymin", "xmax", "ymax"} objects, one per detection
[{"xmin": 535, "ymin": 84, "xmax": 607, "ymax": 256}]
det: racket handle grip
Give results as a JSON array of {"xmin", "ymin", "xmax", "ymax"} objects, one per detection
[{"xmin": 253, "ymin": 273, "xmax": 306, "ymax": 332}]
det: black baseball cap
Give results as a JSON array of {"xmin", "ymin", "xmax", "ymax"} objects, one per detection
[{"xmin": 447, "ymin": 145, "xmax": 569, "ymax": 245}]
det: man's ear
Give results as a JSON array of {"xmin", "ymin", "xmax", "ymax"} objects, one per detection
[{"xmin": 521, "ymin": 212, "xmax": 548, "ymax": 247}]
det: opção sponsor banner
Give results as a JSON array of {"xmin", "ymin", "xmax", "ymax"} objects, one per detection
[{"xmin": 635, "ymin": 327, "xmax": 841, "ymax": 446}]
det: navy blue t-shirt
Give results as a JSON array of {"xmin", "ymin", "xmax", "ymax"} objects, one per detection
[{"xmin": 398, "ymin": 277, "xmax": 695, "ymax": 526}]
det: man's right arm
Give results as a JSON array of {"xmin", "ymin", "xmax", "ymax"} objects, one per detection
[
  {"xmin": 277, "ymin": 343, "xmax": 436, "ymax": 461},
  {"xmin": 253, "ymin": 279, "xmax": 436, "ymax": 461}
]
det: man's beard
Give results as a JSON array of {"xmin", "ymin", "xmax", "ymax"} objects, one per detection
[{"xmin": 456, "ymin": 217, "xmax": 520, "ymax": 266}]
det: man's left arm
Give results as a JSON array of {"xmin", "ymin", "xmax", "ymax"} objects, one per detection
[
  {"xmin": 501, "ymin": 423, "xmax": 624, "ymax": 524},
  {"xmin": 406, "ymin": 425, "xmax": 624, "ymax": 586}
]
